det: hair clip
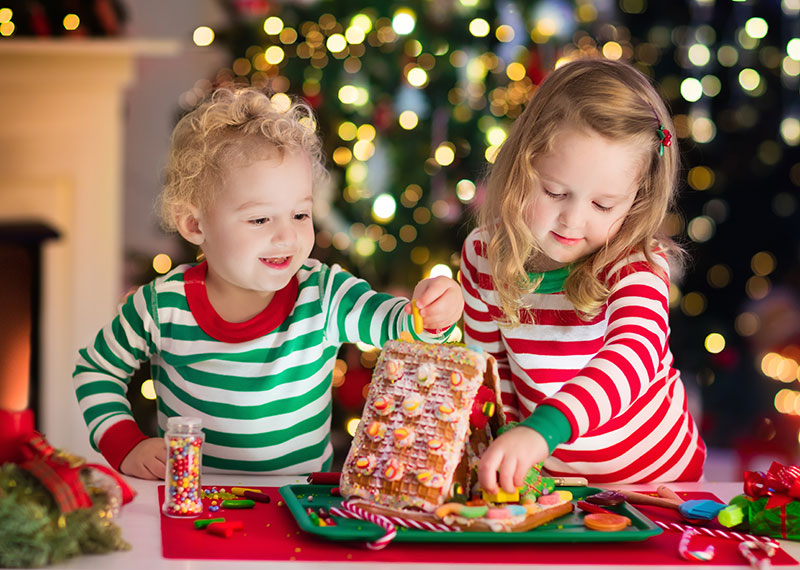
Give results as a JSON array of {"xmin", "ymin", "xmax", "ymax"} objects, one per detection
[{"xmin": 657, "ymin": 125, "xmax": 672, "ymax": 157}]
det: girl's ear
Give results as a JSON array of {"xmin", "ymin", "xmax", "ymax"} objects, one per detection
[{"xmin": 174, "ymin": 207, "xmax": 205, "ymax": 246}]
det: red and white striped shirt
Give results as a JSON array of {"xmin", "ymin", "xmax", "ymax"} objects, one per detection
[{"xmin": 461, "ymin": 228, "xmax": 706, "ymax": 483}]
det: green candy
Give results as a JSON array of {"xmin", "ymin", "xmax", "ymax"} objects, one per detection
[
  {"xmin": 221, "ymin": 499, "xmax": 255, "ymax": 508},
  {"xmin": 193, "ymin": 517, "xmax": 225, "ymax": 529},
  {"xmin": 459, "ymin": 505, "xmax": 489, "ymax": 518}
]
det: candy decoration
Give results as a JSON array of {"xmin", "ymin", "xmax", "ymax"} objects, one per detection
[
  {"xmin": 678, "ymin": 527, "xmax": 716, "ymax": 562},
  {"xmin": 330, "ymin": 500, "xmax": 455, "ymax": 541},
  {"xmin": 393, "ymin": 427, "xmax": 415, "ymax": 448},
  {"xmin": 162, "ymin": 417, "xmax": 204, "ymax": 518},
  {"xmin": 415, "ymin": 363, "xmax": 436, "ymax": 387},
  {"xmin": 242, "ymin": 490, "xmax": 271, "ymax": 503},
  {"xmin": 411, "ymin": 301, "xmax": 423, "ymax": 334},
  {"xmin": 738, "ymin": 540, "xmax": 777, "ymax": 570},
  {"xmin": 372, "ymin": 395, "xmax": 395, "ymax": 415},
  {"xmin": 401, "ymin": 394, "xmax": 424, "ymax": 417},
  {"xmin": 653, "ymin": 520, "xmax": 781, "ymax": 549},
  {"xmin": 330, "ymin": 500, "xmax": 398, "ymax": 549},
  {"xmin": 193, "ymin": 517, "xmax": 225, "ymax": 529},
  {"xmin": 385, "ymin": 359, "xmax": 404, "ymax": 382},
  {"xmin": 221, "ymin": 499, "xmax": 255, "ymax": 509},
  {"xmin": 583, "ymin": 513, "xmax": 630, "ymax": 532},
  {"xmin": 306, "ymin": 472, "xmax": 341, "ymax": 485},
  {"xmin": 206, "ymin": 520, "xmax": 244, "ymax": 538}
]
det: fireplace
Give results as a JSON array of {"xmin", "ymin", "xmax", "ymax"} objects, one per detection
[
  {"xmin": 0, "ymin": 223, "xmax": 59, "ymax": 419},
  {"xmin": 0, "ymin": 39, "xmax": 177, "ymax": 457}
]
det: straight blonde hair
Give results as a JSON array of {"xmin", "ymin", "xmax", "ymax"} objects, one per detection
[{"xmin": 478, "ymin": 58, "xmax": 682, "ymax": 326}]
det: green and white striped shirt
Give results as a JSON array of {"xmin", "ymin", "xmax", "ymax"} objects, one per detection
[{"xmin": 74, "ymin": 259, "xmax": 443, "ymax": 474}]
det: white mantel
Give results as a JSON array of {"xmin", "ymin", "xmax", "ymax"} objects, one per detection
[{"xmin": 0, "ymin": 39, "xmax": 178, "ymax": 456}]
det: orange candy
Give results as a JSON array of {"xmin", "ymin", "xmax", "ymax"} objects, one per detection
[{"xmin": 583, "ymin": 513, "xmax": 631, "ymax": 532}]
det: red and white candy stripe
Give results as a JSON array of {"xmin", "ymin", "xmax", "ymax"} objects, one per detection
[
  {"xmin": 330, "ymin": 501, "xmax": 397, "ymax": 550},
  {"xmin": 330, "ymin": 501, "xmax": 457, "ymax": 549},
  {"xmin": 654, "ymin": 520, "xmax": 780, "ymax": 549}
]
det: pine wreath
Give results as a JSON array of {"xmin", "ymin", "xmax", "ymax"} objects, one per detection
[{"xmin": 0, "ymin": 462, "xmax": 130, "ymax": 568}]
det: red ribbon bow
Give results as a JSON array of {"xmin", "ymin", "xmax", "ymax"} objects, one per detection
[
  {"xmin": 19, "ymin": 432, "xmax": 93, "ymax": 513},
  {"xmin": 744, "ymin": 461, "xmax": 800, "ymax": 510}
]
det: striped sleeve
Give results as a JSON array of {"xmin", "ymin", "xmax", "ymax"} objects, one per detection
[
  {"xmin": 543, "ymin": 253, "xmax": 672, "ymax": 440},
  {"xmin": 460, "ymin": 232, "xmax": 519, "ymax": 422},
  {"xmin": 319, "ymin": 263, "xmax": 450, "ymax": 348},
  {"xmin": 73, "ymin": 280, "xmax": 158, "ymax": 456}
]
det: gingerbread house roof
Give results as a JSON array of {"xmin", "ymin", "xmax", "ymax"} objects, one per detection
[{"xmin": 340, "ymin": 338, "xmax": 503, "ymax": 512}]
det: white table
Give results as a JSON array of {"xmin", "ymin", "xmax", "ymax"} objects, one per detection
[{"xmin": 48, "ymin": 475, "xmax": 799, "ymax": 569}]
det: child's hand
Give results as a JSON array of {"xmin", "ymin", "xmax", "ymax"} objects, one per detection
[
  {"xmin": 119, "ymin": 437, "xmax": 167, "ymax": 480},
  {"xmin": 478, "ymin": 427, "xmax": 549, "ymax": 494},
  {"xmin": 407, "ymin": 276, "xmax": 464, "ymax": 331}
]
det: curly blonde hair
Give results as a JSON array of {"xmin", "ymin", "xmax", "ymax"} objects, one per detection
[
  {"xmin": 158, "ymin": 87, "xmax": 328, "ymax": 231},
  {"xmin": 478, "ymin": 57, "xmax": 683, "ymax": 326}
]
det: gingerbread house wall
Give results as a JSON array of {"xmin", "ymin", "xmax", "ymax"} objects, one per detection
[{"xmin": 340, "ymin": 341, "xmax": 499, "ymax": 512}]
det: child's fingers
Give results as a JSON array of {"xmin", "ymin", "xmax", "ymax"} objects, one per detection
[
  {"xmin": 513, "ymin": 461, "xmax": 531, "ymax": 489},
  {"xmin": 478, "ymin": 451, "xmax": 502, "ymax": 494},
  {"xmin": 413, "ymin": 277, "xmax": 448, "ymax": 309},
  {"xmin": 498, "ymin": 460, "xmax": 519, "ymax": 495}
]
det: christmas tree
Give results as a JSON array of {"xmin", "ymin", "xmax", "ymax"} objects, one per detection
[{"xmin": 135, "ymin": 0, "xmax": 800, "ymax": 460}]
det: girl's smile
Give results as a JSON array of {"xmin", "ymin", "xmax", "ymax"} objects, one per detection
[
  {"xmin": 551, "ymin": 232, "xmax": 583, "ymax": 246},
  {"xmin": 260, "ymin": 256, "xmax": 293, "ymax": 269}
]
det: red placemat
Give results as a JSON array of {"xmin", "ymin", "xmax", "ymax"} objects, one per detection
[{"xmin": 158, "ymin": 486, "xmax": 798, "ymax": 565}]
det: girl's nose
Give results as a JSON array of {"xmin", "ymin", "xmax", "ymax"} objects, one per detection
[
  {"xmin": 558, "ymin": 205, "xmax": 583, "ymax": 229},
  {"xmin": 271, "ymin": 219, "xmax": 295, "ymax": 246}
]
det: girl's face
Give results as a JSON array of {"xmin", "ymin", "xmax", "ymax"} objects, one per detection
[
  {"xmin": 194, "ymin": 152, "xmax": 315, "ymax": 309},
  {"xmin": 526, "ymin": 127, "xmax": 643, "ymax": 272}
]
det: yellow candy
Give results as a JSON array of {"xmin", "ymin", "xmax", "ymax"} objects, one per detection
[
  {"xmin": 482, "ymin": 488, "xmax": 520, "ymax": 503},
  {"xmin": 555, "ymin": 490, "xmax": 573, "ymax": 502},
  {"xmin": 411, "ymin": 301, "xmax": 423, "ymax": 334}
]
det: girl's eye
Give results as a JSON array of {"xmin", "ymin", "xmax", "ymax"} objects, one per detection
[
  {"xmin": 250, "ymin": 217, "xmax": 268, "ymax": 225},
  {"xmin": 543, "ymin": 188, "xmax": 562, "ymax": 199},
  {"xmin": 593, "ymin": 203, "xmax": 612, "ymax": 212},
  {"xmin": 294, "ymin": 213, "xmax": 311, "ymax": 221}
]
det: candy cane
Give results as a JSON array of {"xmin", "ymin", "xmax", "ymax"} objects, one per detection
[
  {"xmin": 738, "ymin": 540, "xmax": 775, "ymax": 570},
  {"xmin": 330, "ymin": 501, "xmax": 398, "ymax": 550},
  {"xmin": 678, "ymin": 528, "xmax": 715, "ymax": 562},
  {"xmin": 653, "ymin": 520, "xmax": 780, "ymax": 549}
]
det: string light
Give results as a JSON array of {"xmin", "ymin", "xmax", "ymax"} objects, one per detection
[{"xmin": 193, "ymin": 26, "xmax": 214, "ymax": 46}]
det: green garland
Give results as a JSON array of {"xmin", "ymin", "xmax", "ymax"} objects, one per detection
[{"xmin": 0, "ymin": 463, "xmax": 129, "ymax": 568}]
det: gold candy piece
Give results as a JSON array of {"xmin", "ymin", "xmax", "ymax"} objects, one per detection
[{"xmin": 411, "ymin": 300, "xmax": 423, "ymax": 334}]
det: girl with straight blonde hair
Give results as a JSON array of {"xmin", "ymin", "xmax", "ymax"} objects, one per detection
[{"xmin": 462, "ymin": 58, "xmax": 706, "ymax": 491}]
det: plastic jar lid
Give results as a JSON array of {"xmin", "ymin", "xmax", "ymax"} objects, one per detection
[{"xmin": 166, "ymin": 416, "xmax": 203, "ymax": 433}]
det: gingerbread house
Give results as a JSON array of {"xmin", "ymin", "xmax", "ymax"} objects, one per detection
[{"xmin": 340, "ymin": 338, "xmax": 505, "ymax": 512}]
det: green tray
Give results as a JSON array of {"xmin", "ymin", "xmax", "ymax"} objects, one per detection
[{"xmin": 279, "ymin": 484, "xmax": 662, "ymax": 543}]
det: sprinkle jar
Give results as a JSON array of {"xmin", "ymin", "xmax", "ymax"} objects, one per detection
[{"xmin": 162, "ymin": 416, "xmax": 204, "ymax": 518}]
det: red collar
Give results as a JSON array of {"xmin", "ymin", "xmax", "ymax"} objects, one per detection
[{"xmin": 183, "ymin": 261, "xmax": 298, "ymax": 342}]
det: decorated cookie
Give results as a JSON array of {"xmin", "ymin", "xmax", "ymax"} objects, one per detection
[{"xmin": 583, "ymin": 512, "xmax": 630, "ymax": 532}]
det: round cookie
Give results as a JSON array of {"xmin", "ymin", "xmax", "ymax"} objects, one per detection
[{"xmin": 583, "ymin": 513, "xmax": 630, "ymax": 532}]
